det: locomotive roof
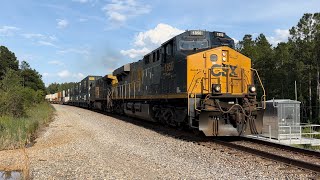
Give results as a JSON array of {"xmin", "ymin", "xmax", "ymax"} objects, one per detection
[
  {"xmin": 161, "ymin": 30, "xmax": 232, "ymax": 45},
  {"xmin": 142, "ymin": 30, "xmax": 233, "ymax": 58}
]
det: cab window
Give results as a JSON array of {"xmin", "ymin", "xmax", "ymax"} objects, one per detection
[
  {"xmin": 179, "ymin": 39, "xmax": 209, "ymax": 50},
  {"xmin": 166, "ymin": 44, "xmax": 172, "ymax": 55}
]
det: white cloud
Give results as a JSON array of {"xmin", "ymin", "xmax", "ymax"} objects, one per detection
[
  {"xmin": 102, "ymin": 0, "xmax": 151, "ymax": 25},
  {"xmin": 57, "ymin": 48, "xmax": 90, "ymax": 55},
  {"xmin": 48, "ymin": 35, "xmax": 58, "ymax": 41},
  {"xmin": 22, "ymin": 33, "xmax": 58, "ymax": 41},
  {"xmin": 72, "ymin": 0, "xmax": 89, "ymax": 3},
  {"xmin": 0, "ymin": 26, "xmax": 19, "ymax": 36},
  {"xmin": 76, "ymin": 73, "xmax": 84, "ymax": 79},
  {"xmin": 72, "ymin": 0, "xmax": 98, "ymax": 4},
  {"xmin": 48, "ymin": 60, "xmax": 64, "ymax": 66},
  {"xmin": 232, "ymin": 38, "xmax": 239, "ymax": 44},
  {"xmin": 56, "ymin": 19, "xmax": 69, "ymax": 29},
  {"xmin": 57, "ymin": 70, "xmax": 84, "ymax": 80},
  {"xmin": 38, "ymin": 40, "xmax": 58, "ymax": 48},
  {"xmin": 43, "ymin": 72, "xmax": 49, "ymax": 77},
  {"xmin": 18, "ymin": 54, "xmax": 35, "ymax": 61},
  {"xmin": 22, "ymin": 33, "xmax": 44, "ymax": 39},
  {"xmin": 267, "ymin": 29, "xmax": 290, "ymax": 46},
  {"xmin": 22, "ymin": 33, "xmax": 58, "ymax": 48},
  {"xmin": 120, "ymin": 47, "xmax": 150, "ymax": 59},
  {"xmin": 120, "ymin": 23, "xmax": 184, "ymax": 59},
  {"xmin": 57, "ymin": 70, "xmax": 71, "ymax": 78},
  {"xmin": 79, "ymin": 18, "xmax": 88, "ymax": 22},
  {"xmin": 135, "ymin": 24, "xmax": 184, "ymax": 47}
]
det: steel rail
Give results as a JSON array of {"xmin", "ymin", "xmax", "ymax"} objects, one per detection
[
  {"xmin": 213, "ymin": 138, "xmax": 320, "ymax": 173},
  {"xmin": 240, "ymin": 136, "xmax": 320, "ymax": 157}
]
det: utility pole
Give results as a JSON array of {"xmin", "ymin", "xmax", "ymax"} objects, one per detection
[
  {"xmin": 295, "ymin": 80, "xmax": 297, "ymax": 101},
  {"xmin": 309, "ymin": 70, "xmax": 312, "ymax": 121},
  {"xmin": 317, "ymin": 68, "xmax": 320, "ymax": 120}
]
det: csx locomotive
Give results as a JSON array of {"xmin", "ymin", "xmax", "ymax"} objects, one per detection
[{"xmin": 47, "ymin": 30, "xmax": 266, "ymax": 136}]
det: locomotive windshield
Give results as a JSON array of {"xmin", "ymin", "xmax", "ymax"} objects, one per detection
[{"xmin": 179, "ymin": 39, "xmax": 209, "ymax": 50}]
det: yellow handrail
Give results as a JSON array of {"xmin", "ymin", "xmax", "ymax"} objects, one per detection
[
  {"xmin": 251, "ymin": 68, "xmax": 266, "ymax": 109},
  {"xmin": 187, "ymin": 70, "xmax": 205, "ymax": 115}
]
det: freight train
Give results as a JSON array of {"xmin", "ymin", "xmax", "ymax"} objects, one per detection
[{"xmin": 46, "ymin": 30, "xmax": 266, "ymax": 136}]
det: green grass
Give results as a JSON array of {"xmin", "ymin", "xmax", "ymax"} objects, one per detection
[
  {"xmin": 0, "ymin": 102, "xmax": 54, "ymax": 150},
  {"xmin": 292, "ymin": 144, "xmax": 320, "ymax": 151},
  {"xmin": 302, "ymin": 126, "xmax": 320, "ymax": 139}
]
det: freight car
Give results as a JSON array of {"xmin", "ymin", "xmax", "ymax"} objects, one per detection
[
  {"xmin": 49, "ymin": 30, "xmax": 266, "ymax": 136},
  {"xmin": 68, "ymin": 76, "xmax": 102, "ymax": 107}
]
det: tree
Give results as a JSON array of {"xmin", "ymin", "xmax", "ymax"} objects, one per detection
[
  {"xmin": 20, "ymin": 61, "xmax": 46, "ymax": 92},
  {"xmin": 273, "ymin": 42, "xmax": 293, "ymax": 99},
  {"xmin": 0, "ymin": 46, "xmax": 19, "ymax": 78},
  {"xmin": 46, "ymin": 82, "xmax": 76, "ymax": 94},
  {"xmin": 254, "ymin": 34, "xmax": 277, "ymax": 98},
  {"xmin": 0, "ymin": 69, "xmax": 25, "ymax": 117},
  {"xmin": 238, "ymin": 34, "xmax": 257, "ymax": 60},
  {"xmin": 238, "ymin": 34, "xmax": 276, "ymax": 98},
  {"xmin": 0, "ymin": 46, "xmax": 47, "ymax": 117},
  {"xmin": 289, "ymin": 13, "xmax": 320, "ymax": 123},
  {"xmin": 46, "ymin": 82, "xmax": 60, "ymax": 94}
]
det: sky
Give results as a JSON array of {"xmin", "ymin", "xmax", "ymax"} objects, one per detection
[{"xmin": 1, "ymin": 0, "xmax": 320, "ymax": 86}]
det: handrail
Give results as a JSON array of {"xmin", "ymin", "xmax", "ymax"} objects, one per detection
[
  {"xmin": 187, "ymin": 70, "xmax": 205, "ymax": 116},
  {"xmin": 251, "ymin": 68, "xmax": 266, "ymax": 109},
  {"xmin": 187, "ymin": 70, "xmax": 204, "ymax": 93}
]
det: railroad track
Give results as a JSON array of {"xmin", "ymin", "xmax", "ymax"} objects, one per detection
[
  {"xmin": 173, "ymin": 135, "xmax": 320, "ymax": 177},
  {"xmin": 212, "ymin": 137, "xmax": 320, "ymax": 173},
  {"xmin": 78, "ymin": 106, "xmax": 320, "ymax": 175},
  {"xmin": 156, "ymin": 124, "xmax": 320, "ymax": 174}
]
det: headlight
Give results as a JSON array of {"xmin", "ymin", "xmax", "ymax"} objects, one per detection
[
  {"xmin": 249, "ymin": 86, "xmax": 256, "ymax": 93},
  {"xmin": 212, "ymin": 84, "xmax": 221, "ymax": 94},
  {"xmin": 214, "ymin": 86, "xmax": 221, "ymax": 92},
  {"xmin": 213, "ymin": 85, "xmax": 221, "ymax": 92},
  {"xmin": 222, "ymin": 52, "xmax": 226, "ymax": 56}
]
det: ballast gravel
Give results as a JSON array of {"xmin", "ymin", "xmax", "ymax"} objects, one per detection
[{"xmin": 0, "ymin": 104, "xmax": 318, "ymax": 179}]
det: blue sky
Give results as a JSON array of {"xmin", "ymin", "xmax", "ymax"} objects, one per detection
[{"xmin": 1, "ymin": 0, "xmax": 320, "ymax": 86}]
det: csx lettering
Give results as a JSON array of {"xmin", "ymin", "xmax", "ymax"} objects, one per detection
[{"xmin": 211, "ymin": 64, "xmax": 238, "ymax": 77}]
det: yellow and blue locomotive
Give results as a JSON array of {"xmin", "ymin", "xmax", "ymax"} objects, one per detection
[
  {"xmin": 60, "ymin": 30, "xmax": 265, "ymax": 136},
  {"xmin": 101, "ymin": 30, "xmax": 266, "ymax": 136}
]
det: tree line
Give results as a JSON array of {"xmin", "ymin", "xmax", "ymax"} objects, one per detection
[
  {"xmin": 237, "ymin": 13, "xmax": 320, "ymax": 123},
  {"xmin": 46, "ymin": 82, "xmax": 76, "ymax": 94},
  {"xmin": 0, "ymin": 46, "xmax": 46, "ymax": 117}
]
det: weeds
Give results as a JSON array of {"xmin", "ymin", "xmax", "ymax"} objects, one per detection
[{"xmin": 0, "ymin": 102, "xmax": 54, "ymax": 150}]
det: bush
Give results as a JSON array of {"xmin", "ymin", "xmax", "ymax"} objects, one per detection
[
  {"xmin": 21, "ymin": 87, "xmax": 36, "ymax": 108},
  {"xmin": 0, "ymin": 69, "xmax": 26, "ymax": 117},
  {"xmin": 35, "ymin": 90, "xmax": 45, "ymax": 103}
]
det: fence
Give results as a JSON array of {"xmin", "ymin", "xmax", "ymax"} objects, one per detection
[{"xmin": 262, "ymin": 124, "xmax": 320, "ymax": 145}]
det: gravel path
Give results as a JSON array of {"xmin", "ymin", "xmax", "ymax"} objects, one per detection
[{"xmin": 0, "ymin": 104, "xmax": 318, "ymax": 179}]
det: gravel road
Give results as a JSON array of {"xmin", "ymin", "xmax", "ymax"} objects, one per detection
[{"xmin": 0, "ymin": 104, "xmax": 318, "ymax": 179}]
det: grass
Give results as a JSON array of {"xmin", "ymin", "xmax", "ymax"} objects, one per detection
[
  {"xmin": 0, "ymin": 102, "xmax": 54, "ymax": 150},
  {"xmin": 292, "ymin": 144, "xmax": 320, "ymax": 151},
  {"xmin": 302, "ymin": 126, "xmax": 320, "ymax": 139}
]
